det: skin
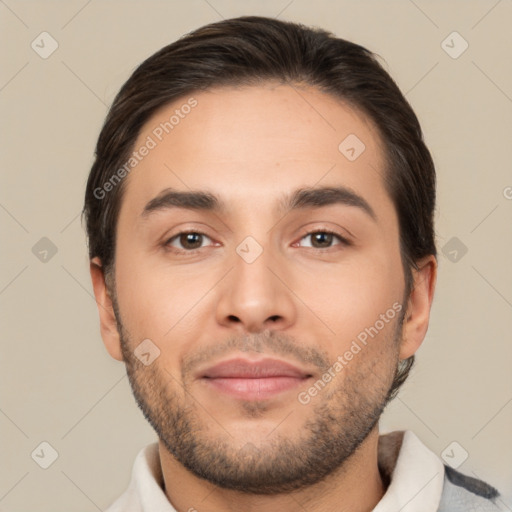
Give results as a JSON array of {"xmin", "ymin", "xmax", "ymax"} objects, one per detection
[{"xmin": 90, "ymin": 83, "xmax": 437, "ymax": 512}]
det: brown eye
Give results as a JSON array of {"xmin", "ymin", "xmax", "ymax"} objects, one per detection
[
  {"xmin": 166, "ymin": 232, "xmax": 212, "ymax": 252},
  {"xmin": 311, "ymin": 232, "xmax": 334, "ymax": 248},
  {"xmin": 298, "ymin": 230, "xmax": 349, "ymax": 249}
]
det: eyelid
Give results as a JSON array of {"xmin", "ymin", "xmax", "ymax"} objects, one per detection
[
  {"xmin": 299, "ymin": 222, "xmax": 354, "ymax": 239},
  {"xmin": 297, "ymin": 221, "xmax": 353, "ymax": 239}
]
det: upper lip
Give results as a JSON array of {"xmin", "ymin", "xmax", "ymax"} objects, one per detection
[{"xmin": 199, "ymin": 357, "xmax": 313, "ymax": 379}]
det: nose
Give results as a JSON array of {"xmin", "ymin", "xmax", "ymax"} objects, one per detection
[{"xmin": 214, "ymin": 243, "xmax": 297, "ymax": 334}]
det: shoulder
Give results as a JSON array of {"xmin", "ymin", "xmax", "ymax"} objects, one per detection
[
  {"xmin": 438, "ymin": 465, "xmax": 506, "ymax": 511},
  {"xmin": 103, "ymin": 443, "xmax": 161, "ymax": 512}
]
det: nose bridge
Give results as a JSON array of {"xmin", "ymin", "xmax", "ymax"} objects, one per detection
[
  {"xmin": 215, "ymin": 234, "xmax": 296, "ymax": 332},
  {"xmin": 234, "ymin": 236, "xmax": 275, "ymax": 298}
]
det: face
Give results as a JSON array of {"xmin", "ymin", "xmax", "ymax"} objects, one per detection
[{"xmin": 96, "ymin": 83, "xmax": 430, "ymax": 494}]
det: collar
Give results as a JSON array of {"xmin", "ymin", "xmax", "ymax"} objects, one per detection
[
  {"xmin": 112, "ymin": 429, "xmax": 445, "ymax": 511},
  {"xmin": 374, "ymin": 430, "xmax": 445, "ymax": 511}
]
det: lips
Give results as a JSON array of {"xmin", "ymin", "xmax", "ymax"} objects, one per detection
[
  {"xmin": 198, "ymin": 358, "xmax": 313, "ymax": 400},
  {"xmin": 201, "ymin": 358, "xmax": 311, "ymax": 379}
]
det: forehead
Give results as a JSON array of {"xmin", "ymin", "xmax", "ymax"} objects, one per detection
[{"xmin": 119, "ymin": 83, "xmax": 390, "ymax": 218}]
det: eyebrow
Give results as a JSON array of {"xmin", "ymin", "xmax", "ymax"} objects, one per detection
[{"xmin": 141, "ymin": 185, "xmax": 377, "ymax": 221}]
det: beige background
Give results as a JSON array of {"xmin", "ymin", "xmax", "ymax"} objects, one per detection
[{"xmin": 1, "ymin": 1, "xmax": 511, "ymax": 510}]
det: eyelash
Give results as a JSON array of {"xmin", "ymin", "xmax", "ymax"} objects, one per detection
[{"xmin": 164, "ymin": 228, "xmax": 351, "ymax": 254}]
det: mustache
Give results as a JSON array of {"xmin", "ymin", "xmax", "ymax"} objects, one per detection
[{"xmin": 180, "ymin": 329, "xmax": 331, "ymax": 378}]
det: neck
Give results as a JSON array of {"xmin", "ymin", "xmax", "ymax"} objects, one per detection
[{"xmin": 159, "ymin": 426, "xmax": 386, "ymax": 512}]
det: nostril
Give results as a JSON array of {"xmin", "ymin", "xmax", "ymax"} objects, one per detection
[{"xmin": 228, "ymin": 315, "xmax": 241, "ymax": 322}]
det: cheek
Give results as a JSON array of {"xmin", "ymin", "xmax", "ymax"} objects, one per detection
[
  {"xmin": 297, "ymin": 250, "xmax": 404, "ymax": 352},
  {"xmin": 114, "ymin": 248, "xmax": 219, "ymax": 344}
]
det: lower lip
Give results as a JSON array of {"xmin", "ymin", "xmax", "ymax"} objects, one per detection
[{"xmin": 202, "ymin": 376, "xmax": 309, "ymax": 400}]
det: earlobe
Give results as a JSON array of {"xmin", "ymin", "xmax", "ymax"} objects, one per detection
[
  {"xmin": 89, "ymin": 257, "xmax": 124, "ymax": 362},
  {"xmin": 399, "ymin": 255, "xmax": 437, "ymax": 360}
]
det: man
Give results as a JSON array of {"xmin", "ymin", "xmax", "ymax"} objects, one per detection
[{"xmin": 84, "ymin": 15, "xmax": 505, "ymax": 512}]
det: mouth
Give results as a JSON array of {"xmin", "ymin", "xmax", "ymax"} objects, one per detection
[{"xmin": 198, "ymin": 357, "xmax": 313, "ymax": 400}]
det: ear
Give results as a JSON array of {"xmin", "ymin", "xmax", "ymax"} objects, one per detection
[
  {"xmin": 90, "ymin": 257, "xmax": 124, "ymax": 361},
  {"xmin": 399, "ymin": 255, "xmax": 437, "ymax": 360}
]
